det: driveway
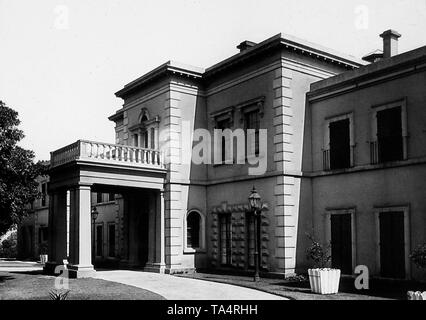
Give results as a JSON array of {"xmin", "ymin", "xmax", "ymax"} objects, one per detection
[
  {"xmin": 0, "ymin": 259, "xmax": 43, "ymax": 272},
  {"xmin": 95, "ymin": 270, "xmax": 286, "ymax": 300}
]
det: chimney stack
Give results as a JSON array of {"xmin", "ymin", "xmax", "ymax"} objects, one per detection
[
  {"xmin": 237, "ymin": 40, "xmax": 256, "ymax": 52},
  {"xmin": 380, "ymin": 29, "xmax": 401, "ymax": 58}
]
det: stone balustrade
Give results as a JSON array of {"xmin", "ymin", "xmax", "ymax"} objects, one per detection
[{"xmin": 51, "ymin": 140, "xmax": 164, "ymax": 169}]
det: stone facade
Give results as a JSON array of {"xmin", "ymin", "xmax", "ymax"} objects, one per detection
[{"xmin": 24, "ymin": 32, "xmax": 426, "ymax": 280}]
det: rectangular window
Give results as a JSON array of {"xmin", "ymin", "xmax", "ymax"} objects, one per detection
[
  {"xmin": 246, "ymin": 213, "xmax": 256, "ymax": 268},
  {"xmin": 96, "ymin": 192, "xmax": 103, "ymax": 204},
  {"xmin": 219, "ymin": 214, "xmax": 232, "ymax": 265},
  {"xmin": 244, "ymin": 110, "xmax": 260, "ymax": 156},
  {"xmin": 150, "ymin": 128, "xmax": 155, "ymax": 149},
  {"xmin": 108, "ymin": 193, "xmax": 115, "ymax": 202},
  {"xmin": 216, "ymin": 119, "xmax": 231, "ymax": 163},
  {"xmin": 108, "ymin": 224, "xmax": 116, "ymax": 257},
  {"xmin": 96, "ymin": 224, "xmax": 103, "ymax": 257},
  {"xmin": 377, "ymin": 106, "xmax": 403, "ymax": 162},
  {"xmin": 41, "ymin": 183, "xmax": 47, "ymax": 207},
  {"xmin": 133, "ymin": 134, "xmax": 139, "ymax": 147},
  {"xmin": 379, "ymin": 212, "xmax": 405, "ymax": 278},
  {"xmin": 329, "ymin": 119, "xmax": 351, "ymax": 169},
  {"xmin": 142, "ymin": 131, "xmax": 149, "ymax": 148},
  {"xmin": 330, "ymin": 214, "xmax": 352, "ymax": 274}
]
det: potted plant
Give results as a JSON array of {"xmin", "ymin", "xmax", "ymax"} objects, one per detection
[
  {"xmin": 306, "ymin": 233, "xmax": 341, "ymax": 294},
  {"xmin": 39, "ymin": 242, "xmax": 48, "ymax": 265},
  {"xmin": 408, "ymin": 243, "xmax": 426, "ymax": 300}
]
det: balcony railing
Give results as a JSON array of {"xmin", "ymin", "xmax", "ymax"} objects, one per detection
[
  {"xmin": 51, "ymin": 140, "xmax": 165, "ymax": 169},
  {"xmin": 323, "ymin": 146, "xmax": 354, "ymax": 171}
]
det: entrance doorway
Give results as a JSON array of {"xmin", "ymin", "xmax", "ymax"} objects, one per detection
[
  {"xmin": 330, "ymin": 214, "xmax": 352, "ymax": 274},
  {"xmin": 379, "ymin": 211, "xmax": 405, "ymax": 278}
]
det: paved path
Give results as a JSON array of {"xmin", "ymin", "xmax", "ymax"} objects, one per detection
[
  {"xmin": 95, "ymin": 270, "xmax": 286, "ymax": 300},
  {"xmin": 0, "ymin": 259, "xmax": 43, "ymax": 272}
]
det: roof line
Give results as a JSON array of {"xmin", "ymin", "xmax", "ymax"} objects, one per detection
[{"xmin": 115, "ymin": 33, "xmax": 365, "ymax": 98}]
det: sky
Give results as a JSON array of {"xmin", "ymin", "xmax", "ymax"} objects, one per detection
[{"xmin": 1, "ymin": 0, "xmax": 426, "ymax": 161}]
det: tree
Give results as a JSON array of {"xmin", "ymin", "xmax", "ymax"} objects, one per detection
[
  {"xmin": 0, "ymin": 228, "xmax": 18, "ymax": 258},
  {"xmin": 0, "ymin": 100, "xmax": 45, "ymax": 236}
]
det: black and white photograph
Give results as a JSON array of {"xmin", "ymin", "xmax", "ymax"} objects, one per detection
[{"xmin": 1, "ymin": 0, "xmax": 426, "ymax": 315}]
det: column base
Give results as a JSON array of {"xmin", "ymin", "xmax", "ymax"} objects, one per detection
[
  {"xmin": 68, "ymin": 265, "xmax": 96, "ymax": 278},
  {"xmin": 144, "ymin": 262, "xmax": 166, "ymax": 274}
]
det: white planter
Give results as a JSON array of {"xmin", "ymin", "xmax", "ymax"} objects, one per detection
[
  {"xmin": 407, "ymin": 291, "xmax": 426, "ymax": 300},
  {"xmin": 308, "ymin": 268, "xmax": 341, "ymax": 294},
  {"xmin": 40, "ymin": 254, "xmax": 48, "ymax": 265}
]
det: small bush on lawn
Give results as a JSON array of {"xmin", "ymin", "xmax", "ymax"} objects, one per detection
[
  {"xmin": 49, "ymin": 289, "xmax": 70, "ymax": 300},
  {"xmin": 306, "ymin": 233, "xmax": 331, "ymax": 269},
  {"xmin": 410, "ymin": 243, "xmax": 426, "ymax": 269}
]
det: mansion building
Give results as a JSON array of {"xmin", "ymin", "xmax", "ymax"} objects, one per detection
[{"xmin": 18, "ymin": 30, "xmax": 426, "ymax": 281}]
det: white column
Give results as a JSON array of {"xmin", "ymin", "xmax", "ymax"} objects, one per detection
[
  {"xmin": 154, "ymin": 189, "xmax": 166, "ymax": 273},
  {"xmin": 68, "ymin": 185, "xmax": 95, "ymax": 278}
]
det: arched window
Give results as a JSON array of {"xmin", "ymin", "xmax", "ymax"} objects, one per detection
[{"xmin": 186, "ymin": 211, "xmax": 201, "ymax": 249}]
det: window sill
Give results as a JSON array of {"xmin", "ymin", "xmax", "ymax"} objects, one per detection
[
  {"xmin": 183, "ymin": 248, "xmax": 206, "ymax": 254},
  {"xmin": 315, "ymin": 157, "xmax": 423, "ymax": 177}
]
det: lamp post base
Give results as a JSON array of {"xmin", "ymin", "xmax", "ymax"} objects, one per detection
[{"xmin": 253, "ymin": 273, "xmax": 260, "ymax": 282}]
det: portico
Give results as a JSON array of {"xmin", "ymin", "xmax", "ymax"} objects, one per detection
[{"xmin": 44, "ymin": 140, "xmax": 167, "ymax": 278}]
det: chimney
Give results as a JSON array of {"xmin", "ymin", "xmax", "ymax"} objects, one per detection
[
  {"xmin": 380, "ymin": 29, "xmax": 401, "ymax": 58},
  {"xmin": 237, "ymin": 40, "xmax": 256, "ymax": 52}
]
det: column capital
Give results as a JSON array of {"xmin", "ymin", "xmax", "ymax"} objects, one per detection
[{"xmin": 69, "ymin": 183, "xmax": 92, "ymax": 191}]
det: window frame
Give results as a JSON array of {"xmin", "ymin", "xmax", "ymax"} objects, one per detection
[
  {"xmin": 323, "ymin": 112, "xmax": 355, "ymax": 170},
  {"xmin": 370, "ymin": 98, "xmax": 408, "ymax": 164},
  {"xmin": 218, "ymin": 213, "xmax": 232, "ymax": 266},
  {"xmin": 215, "ymin": 116, "xmax": 233, "ymax": 164},
  {"xmin": 374, "ymin": 205, "xmax": 410, "ymax": 279},
  {"xmin": 324, "ymin": 208, "xmax": 357, "ymax": 274},
  {"xmin": 183, "ymin": 209, "xmax": 206, "ymax": 254},
  {"xmin": 96, "ymin": 192, "xmax": 103, "ymax": 204},
  {"xmin": 237, "ymin": 97, "xmax": 265, "ymax": 160},
  {"xmin": 211, "ymin": 107, "xmax": 234, "ymax": 166},
  {"xmin": 243, "ymin": 108, "xmax": 261, "ymax": 157}
]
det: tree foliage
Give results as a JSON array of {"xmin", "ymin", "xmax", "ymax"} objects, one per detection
[
  {"xmin": 0, "ymin": 101, "xmax": 45, "ymax": 236},
  {"xmin": 0, "ymin": 229, "xmax": 18, "ymax": 258}
]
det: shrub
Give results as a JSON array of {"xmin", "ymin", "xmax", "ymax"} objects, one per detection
[
  {"xmin": 306, "ymin": 233, "xmax": 332, "ymax": 269},
  {"xmin": 410, "ymin": 243, "xmax": 426, "ymax": 269}
]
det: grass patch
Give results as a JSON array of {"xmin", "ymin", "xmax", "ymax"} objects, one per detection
[{"xmin": 0, "ymin": 271, "xmax": 165, "ymax": 300}]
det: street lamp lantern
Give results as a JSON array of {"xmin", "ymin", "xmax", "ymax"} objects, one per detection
[
  {"xmin": 91, "ymin": 206, "xmax": 99, "ymax": 221},
  {"xmin": 248, "ymin": 186, "xmax": 262, "ymax": 211},
  {"xmin": 248, "ymin": 186, "xmax": 262, "ymax": 282}
]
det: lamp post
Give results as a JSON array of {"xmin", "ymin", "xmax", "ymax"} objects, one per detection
[
  {"xmin": 91, "ymin": 206, "xmax": 99, "ymax": 264},
  {"xmin": 248, "ymin": 186, "xmax": 262, "ymax": 282}
]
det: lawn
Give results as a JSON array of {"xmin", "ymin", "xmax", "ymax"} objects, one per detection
[
  {"xmin": 176, "ymin": 271, "xmax": 426, "ymax": 300},
  {"xmin": 0, "ymin": 271, "xmax": 165, "ymax": 300}
]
